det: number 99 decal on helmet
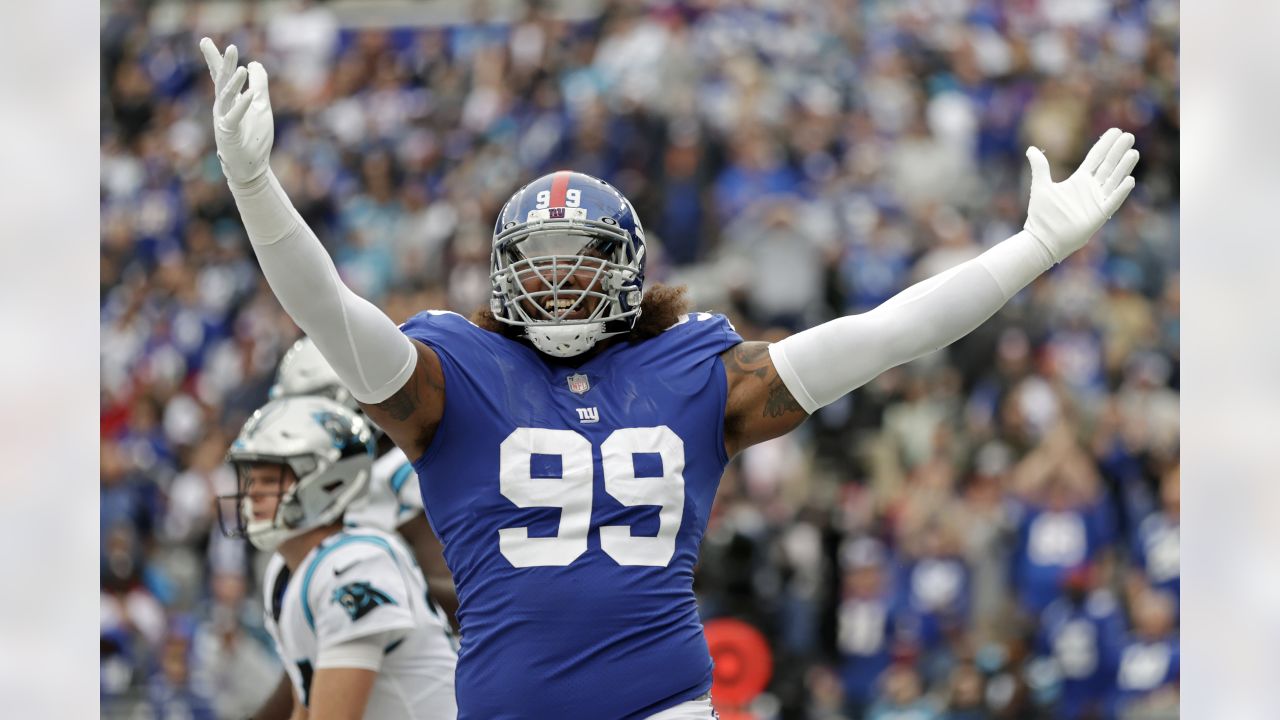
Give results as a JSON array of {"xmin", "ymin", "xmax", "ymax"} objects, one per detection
[{"xmin": 489, "ymin": 170, "xmax": 647, "ymax": 358}]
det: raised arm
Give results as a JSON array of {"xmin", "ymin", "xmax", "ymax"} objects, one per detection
[
  {"xmin": 723, "ymin": 129, "xmax": 1139, "ymax": 457},
  {"xmin": 200, "ymin": 39, "xmax": 441, "ymax": 458}
]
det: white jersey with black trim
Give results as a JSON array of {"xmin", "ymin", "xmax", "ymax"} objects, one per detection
[
  {"xmin": 344, "ymin": 447, "xmax": 424, "ymax": 531},
  {"xmin": 261, "ymin": 528, "xmax": 457, "ymax": 719}
]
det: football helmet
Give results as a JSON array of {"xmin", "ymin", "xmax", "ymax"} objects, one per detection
[
  {"xmin": 489, "ymin": 171, "xmax": 647, "ymax": 357},
  {"xmin": 220, "ymin": 396, "xmax": 375, "ymax": 551}
]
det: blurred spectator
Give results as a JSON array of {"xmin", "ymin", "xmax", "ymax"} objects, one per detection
[
  {"xmin": 866, "ymin": 663, "xmax": 940, "ymax": 720},
  {"xmin": 1035, "ymin": 565, "xmax": 1127, "ymax": 719},
  {"xmin": 188, "ymin": 571, "xmax": 279, "ymax": 719},
  {"xmin": 139, "ymin": 617, "xmax": 217, "ymax": 720},
  {"xmin": 1111, "ymin": 588, "xmax": 1179, "ymax": 719},
  {"xmin": 941, "ymin": 660, "xmax": 991, "ymax": 720},
  {"xmin": 1130, "ymin": 465, "xmax": 1179, "ymax": 607},
  {"xmin": 265, "ymin": 0, "xmax": 339, "ymax": 99},
  {"xmin": 1008, "ymin": 426, "xmax": 1117, "ymax": 618},
  {"xmin": 835, "ymin": 538, "xmax": 910, "ymax": 718},
  {"xmin": 897, "ymin": 521, "xmax": 971, "ymax": 680}
]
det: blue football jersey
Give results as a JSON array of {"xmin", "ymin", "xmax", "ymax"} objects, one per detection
[{"xmin": 400, "ymin": 310, "xmax": 743, "ymax": 720}]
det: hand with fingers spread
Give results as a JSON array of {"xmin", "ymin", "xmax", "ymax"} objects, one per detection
[
  {"xmin": 200, "ymin": 37, "xmax": 274, "ymax": 186},
  {"xmin": 1024, "ymin": 127, "xmax": 1140, "ymax": 262}
]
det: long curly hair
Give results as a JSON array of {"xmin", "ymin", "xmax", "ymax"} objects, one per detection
[{"xmin": 469, "ymin": 283, "xmax": 692, "ymax": 344}]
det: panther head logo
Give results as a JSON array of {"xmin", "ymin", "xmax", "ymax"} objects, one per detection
[{"xmin": 331, "ymin": 581, "xmax": 396, "ymax": 621}]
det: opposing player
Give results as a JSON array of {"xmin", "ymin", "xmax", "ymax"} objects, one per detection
[
  {"xmin": 202, "ymin": 39, "xmax": 1138, "ymax": 719},
  {"xmin": 272, "ymin": 336, "xmax": 458, "ymax": 626},
  {"xmin": 250, "ymin": 339, "xmax": 461, "ymax": 720},
  {"xmin": 220, "ymin": 395, "xmax": 457, "ymax": 719}
]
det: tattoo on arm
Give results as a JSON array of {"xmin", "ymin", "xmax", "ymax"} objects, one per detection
[
  {"xmin": 763, "ymin": 376, "xmax": 804, "ymax": 418},
  {"xmin": 373, "ymin": 376, "xmax": 421, "ymax": 421},
  {"xmin": 370, "ymin": 346, "xmax": 443, "ymax": 422},
  {"xmin": 724, "ymin": 342, "xmax": 806, "ymax": 419},
  {"xmin": 723, "ymin": 342, "xmax": 771, "ymax": 379},
  {"xmin": 722, "ymin": 341, "xmax": 809, "ymax": 456}
]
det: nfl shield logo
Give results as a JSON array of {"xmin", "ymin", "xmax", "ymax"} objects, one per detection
[{"xmin": 567, "ymin": 373, "xmax": 590, "ymax": 395}]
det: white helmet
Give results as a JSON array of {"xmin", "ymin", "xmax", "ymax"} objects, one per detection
[
  {"xmin": 271, "ymin": 337, "xmax": 384, "ymax": 435},
  {"xmin": 271, "ymin": 337, "xmax": 357, "ymax": 410},
  {"xmin": 220, "ymin": 396, "xmax": 375, "ymax": 551}
]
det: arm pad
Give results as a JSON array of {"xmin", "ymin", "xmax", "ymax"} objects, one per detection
[
  {"xmin": 229, "ymin": 171, "xmax": 416, "ymax": 403},
  {"xmin": 768, "ymin": 230, "xmax": 1055, "ymax": 413}
]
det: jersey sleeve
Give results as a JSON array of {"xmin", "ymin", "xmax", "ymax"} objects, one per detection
[
  {"xmin": 398, "ymin": 309, "xmax": 502, "ymax": 416},
  {"xmin": 378, "ymin": 448, "xmax": 424, "ymax": 525},
  {"xmin": 400, "ymin": 309, "xmax": 491, "ymax": 360},
  {"xmin": 662, "ymin": 312, "xmax": 744, "ymax": 358},
  {"xmin": 303, "ymin": 541, "xmax": 417, "ymax": 654},
  {"xmin": 346, "ymin": 449, "xmax": 422, "ymax": 532}
]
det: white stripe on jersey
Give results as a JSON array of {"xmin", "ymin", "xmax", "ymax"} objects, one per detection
[{"xmin": 261, "ymin": 528, "xmax": 457, "ymax": 719}]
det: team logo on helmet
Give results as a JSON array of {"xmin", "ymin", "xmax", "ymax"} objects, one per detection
[{"xmin": 311, "ymin": 410, "xmax": 370, "ymax": 457}]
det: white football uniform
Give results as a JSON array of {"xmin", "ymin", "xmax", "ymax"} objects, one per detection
[
  {"xmin": 262, "ymin": 528, "xmax": 457, "ymax": 719},
  {"xmin": 344, "ymin": 447, "xmax": 424, "ymax": 531}
]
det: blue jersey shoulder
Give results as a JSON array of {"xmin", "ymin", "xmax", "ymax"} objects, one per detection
[
  {"xmin": 638, "ymin": 311, "xmax": 742, "ymax": 363},
  {"xmin": 400, "ymin": 309, "xmax": 486, "ymax": 347},
  {"xmin": 400, "ymin": 308, "xmax": 743, "ymax": 368}
]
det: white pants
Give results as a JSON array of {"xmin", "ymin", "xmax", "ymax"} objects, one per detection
[{"xmin": 645, "ymin": 694, "xmax": 718, "ymax": 720}]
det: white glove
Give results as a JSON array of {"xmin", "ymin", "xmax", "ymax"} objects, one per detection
[
  {"xmin": 199, "ymin": 38, "xmax": 274, "ymax": 186},
  {"xmin": 1024, "ymin": 127, "xmax": 1139, "ymax": 262}
]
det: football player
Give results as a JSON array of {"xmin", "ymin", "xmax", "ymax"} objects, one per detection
[
  {"xmin": 201, "ymin": 39, "xmax": 1138, "ymax": 719},
  {"xmin": 271, "ymin": 336, "xmax": 458, "ymax": 626},
  {"xmin": 251, "ymin": 338, "xmax": 461, "ymax": 720},
  {"xmin": 221, "ymin": 396, "xmax": 457, "ymax": 719}
]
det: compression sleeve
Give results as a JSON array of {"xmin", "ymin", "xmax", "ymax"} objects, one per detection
[
  {"xmin": 768, "ymin": 230, "xmax": 1056, "ymax": 413},
  {"xmin": 228, "ymin": 170, "xmax": 417, "ymax": 403}
]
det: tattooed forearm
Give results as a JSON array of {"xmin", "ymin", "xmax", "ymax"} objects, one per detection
[
  {"xmin": 763, "ymin": 376, "xmax": 805, "ymax": 418},
  {"xmin": 721, "ymin": 341, "xmax": 808, "ymax": 456},
  {"xmin": 723, "ymin": 342, "xmax": 771, "ymax": 380}
]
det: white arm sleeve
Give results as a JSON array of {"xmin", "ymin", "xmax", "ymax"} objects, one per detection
[
  {"xmin": 768, "ymin": 230, "xmax": 1056, "ymax": 413},
  {"xmin": 228, "ymin": 171, "xmax": 417, "ymax": 403}
]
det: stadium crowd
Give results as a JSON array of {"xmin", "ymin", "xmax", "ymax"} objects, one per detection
[{"xmin": 100, "ymin": 0, "xmax": 1179, "ymax": 717}]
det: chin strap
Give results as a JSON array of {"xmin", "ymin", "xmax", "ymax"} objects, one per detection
[{"xmin": 526, "ymin": 322, "xmax": 606, "ymax": 358}]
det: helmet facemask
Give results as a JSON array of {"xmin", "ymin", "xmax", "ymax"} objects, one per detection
[
  {"xmin": 219, "ymin": 459, "xmax": 308, "ymax": 552},
  {"xmin": 490, "ymin": 218, "xmax": 644, "ymax": 358}
]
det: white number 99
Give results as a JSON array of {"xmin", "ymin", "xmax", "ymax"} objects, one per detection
[{"xmin": 498, "ymin": 426, "xmax": 685, "ymax": 568}]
